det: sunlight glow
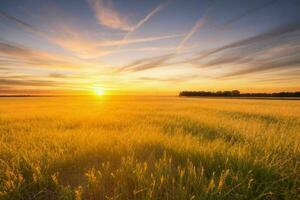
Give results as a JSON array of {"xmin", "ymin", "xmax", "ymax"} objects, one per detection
[{"xmin": 94, "ymin": 88, "xmax": 105, "ymax": 96}]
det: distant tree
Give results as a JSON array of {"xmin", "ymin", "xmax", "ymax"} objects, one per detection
[
  {"xmin": 179, "ymin": 90, "xmax": 300, "ymax": 97},
  {"xmin": 231, "ymin": 90, "xmax": 240, "ymax": 96}
]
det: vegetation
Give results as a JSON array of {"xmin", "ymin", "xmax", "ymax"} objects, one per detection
[
  {"xmin": 179, "ymin": 90, "xmax": 300, "ymax": 97},
  {"xmin": 0, "ymin": 96, "xmax": 299, "ymax": 200}
]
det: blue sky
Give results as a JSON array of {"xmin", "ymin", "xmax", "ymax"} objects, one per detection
[{"xmin": 0, "ymin": 0, "xmax": 300, "ymax": 94}]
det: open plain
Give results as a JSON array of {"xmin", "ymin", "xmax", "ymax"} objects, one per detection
[{"xmin": 0, "ymin": 96, "xmax": 299, "ymax": 199}]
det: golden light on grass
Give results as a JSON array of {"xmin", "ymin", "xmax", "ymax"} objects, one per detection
[{"xmin": 0, "ymin": 97, "xmax": 299, "ymax": 199}]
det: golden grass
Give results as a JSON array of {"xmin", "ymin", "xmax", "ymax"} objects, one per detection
[{"xmin": 0, "ymin": 96, "xmax": 299, "ymax": 199}]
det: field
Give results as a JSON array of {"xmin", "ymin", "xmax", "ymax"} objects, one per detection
[{"xmin": 0, "ymin": 96, "xmax": 299, "ymax": 200}]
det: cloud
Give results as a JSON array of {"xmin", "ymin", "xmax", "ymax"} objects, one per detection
[
  {"xmin": 0, "ymin": 65, "xmax": 9, "ymax": 70},
  {"xmin": 218, "ymin": 0, "xmax": 279, "ymax": 29},
  {"xmin": 48, "ymin": 73, "xmax": 68, "ymax": 78},
  {"xmin": 131, "ymin": 3, "xmax": 166, "ymax": 33},
  {"xmin": 118, "ymin": 2, "xmax": 209, "ymax": 74},
  {"xmin": 250, "ymin": 70, "xmax": 300, "ymax": 83},
  {"xmin": 99, "ymin": 34, "xmax": 183, "ymax": 47},
  {"xmin": 254, "ymin": 77, "xmax": 300, "ymax": 83},
  {"xmin": 117, "ymin": 53, "xmax": 174, "ymax": 72},
  {"xmin": 48, "ymin": 31, "xmax": 182, "ymax": 58},
  {"xmin": 0, "ymin": 78, "xmax": 59, "ymax": 87},
  {"xmin": 1, "ymin": 9, "xmax": 178, "ymax": 59},
  {"xmin": 0, "ymin": 41, "xmax": 82, "ymax": 69},
  {"xmin": 88, "ymin": 0, "xmax": 131, "ymax": 31},
  {"xmin": 0, "ymin": 74, "xmax": 94, "ymax": 90},
  {"xmin": 220, "ymin": 53, "xmax": 300, "ymax": 78},
  {"xmin": 88, "ymin": 0, "xmax": 169, "ymax": 51},
  {"xmin": 176, "ymin": 0, "xmax": 216, "ymax": 52},
  {"xmin": 116, "ymin": 2, "xmax": 209, "ymax": 73},
  {"xmin": 179, "ymin": 0, "xmax": 281, "ymax": 63},
  {"xmin": 195, "ymin": 22, "xmax": 300, "ymax": 61},
  {"xmin": 186, "ymin": 22, "xmax": 300, "ymax": 78},
  {"xmin": 117, "ymin": 2, "xmax": 167, "ymax": 48},
  {"xmin": 176, "ymin": 19, "xmax": 206, "ymax": 51},
  {"xmin": 138, "ymin": 74, "xmax": 199, "ymax": 83},
  {"xmin": 0, "ymin": 10, "xmax": 43, "ymax": 34},
  {"xmin": 0, "ymin": 9, "xmax": 105, "ymax": 58},
  {"xmin": 89, "ymin": 0, "xmax": 167, "ymax": 44}
]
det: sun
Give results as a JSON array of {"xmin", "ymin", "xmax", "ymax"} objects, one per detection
[{"xmin": 93, "ymin": 87, "xmax": 105, "ymax": 96}]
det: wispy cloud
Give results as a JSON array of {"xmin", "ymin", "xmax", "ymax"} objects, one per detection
[
  {"xmin": 218, "ymin": 0, "xmax": 279, "ymax": 29},
  {"xmin": 0, "ymin": 10, "xmax": 43, "ymax": 34},
  {"xmin": 100, "ymin": 34, "xmax": 182, "ymax": 47},
  {"xmin": 116, "ymin": 2, "xmax": 209, "ymax": 73},
  {"xmin": 194, "ymin": 22, "xmax": 300, "ymax": 61},
  {"xmin": 221, "ymin": 53, "xmax": 300, "ymax": 78},
  {"xmin": 118, "ymin": 2, "xmax": 167, "ymax": 48},
  {"xmin": 0, "ymin": 73, "xmax": 99, "ymax": 91},
  {"xmin": 176, "ymin": 19, "xmax": 206, "ymax": 51},
  {"xmin": 0, "ymin": 9, "xmax": 179, "ymax": 59},
  {"xmin": 131, "ymin": 3, "xmax": 166, "ymax": 33},
  {"xmin": 176, "ymin": 0, "xmax": 215, "ymax": 52},
  {"xmin": 48, "ymin": 73, "xmax": 68, "ymax": 78},
  {"xmin": 0, "ymin": 9, "xmax": 105, "ymax": 58},
  {"xmin": 187, "ymin": 22, "xmax": 300, "ymax": 78},
  {"xmin": 0, "ymin": 78, "xmax": 58, "ymax": 87},
  {"xmin": 138, "ymin": 74, "xmax": 199, "ymax": 83},
  {"xmin": 88, "ymin": 0, "xmax": 131, "ymax": 31},
  {"xmin": 117, "ymin": 53, "xmax": 174, "ymax": 72},
  {"xmin": 0, "ymin": 40, "xmax": 84, "ymax": 69},
  {"xmin": 89, "ymin": 0, "xmax": 166, "ymax": 33}
]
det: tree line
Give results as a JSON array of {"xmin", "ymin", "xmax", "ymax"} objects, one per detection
[{"xmin": 179, "ymin": 90, "xmax": 300, "ymax": 97}]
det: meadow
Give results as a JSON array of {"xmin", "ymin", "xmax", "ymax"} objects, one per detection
[{"xmin": 0, "ymin": 96, "xmax": 299, "ymax": 200}]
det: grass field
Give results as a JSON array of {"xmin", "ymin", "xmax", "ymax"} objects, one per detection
[{"xmin": 0, "ymin": 96, "xmax": 299, "ymax": 200}]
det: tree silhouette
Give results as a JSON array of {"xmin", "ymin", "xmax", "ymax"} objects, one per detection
[{"xmin": 179, "ymin": 90, "xmax": 300, "ymax": 97}]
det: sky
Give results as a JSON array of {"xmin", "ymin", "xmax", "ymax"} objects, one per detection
[{"xmin": 0, "ymin": 0, "xmax": 300, "ymax": 95}]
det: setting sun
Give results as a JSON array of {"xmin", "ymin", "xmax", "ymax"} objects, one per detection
[{"xmin": 93, "ymin": 88, "xmax": 105, "ymax": 96}]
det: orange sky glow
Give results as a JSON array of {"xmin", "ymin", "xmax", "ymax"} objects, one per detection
[{"xmin": 1, "ymin": 0, "xmax": 300, "ymax": 95}]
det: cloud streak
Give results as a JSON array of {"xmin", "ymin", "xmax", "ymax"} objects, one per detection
[
  {"xmin": 0, "ymin": 9, "xmax": 105, "ymax": 58},
  {"xmin": 0, "ymin": 78, "xmax": 59, "ymax": 87},
  {"xmin": 194, "ymin": 22, "xmax": 300, "ymax": 61},
  {"xmin": 176, "ymin": 0, "xmax": 216, "ymax": 52},
  {"xmin": 176, "ymin": 19, "xmax": 206, "ymax": 51},
  {"xmin": 218, "ymin": 0, "xmax": 279, "ymax": 29},
  {"xmin": 116, "ymin": 2, "xmax": 210, "ymax": 73},
  {"xmin": 0, "ymin": 10, "xmax": 43, "ymax": 34},
  {"xmin": 117, "ymin": 53, "xmax": 174, "ymax": 72},
  {"xmin": 1, "ymin": 8, "xmax": 179, "ymax": 59},
  {"xmin": 221, "ymin": 53, "xmax": 300, "ymax": 78},
  {"xmin": 186, "ymin": 22, "xmax": 300, "ymax": 78},
  {"xmin": 98, "ymin": 34, "xmax": 183, "ymax": 47},
  {"xmin": 131, "ymin": 3, "xmax": 166, "ymax": 33},
  {"xmin": 0, "ymin": 40, "xmax": 84, "ymax": 69},
  {"xmin": 88, "ymin": 0, "xmax": 131, "ymax": 31},
  {"xmin": 118, "ymin": 2, "xmax": 167, "ymax": 48},
  {"xmin": 89, "ymin": 0, "xmax": 166, "ymax": 35},
  {"xmin": 138, "ymin": 74, "xmax": 199, "ymax": 83}
]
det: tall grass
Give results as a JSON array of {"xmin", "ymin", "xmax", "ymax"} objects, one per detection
[{"xmin": 0, "ymin": 96, "xmax": 299, "ymax": 199}]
